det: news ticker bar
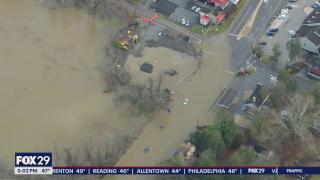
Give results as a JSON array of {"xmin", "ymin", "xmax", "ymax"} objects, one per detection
[{"xmin": 14, "ymin": 167, "xmax": 320, "ymax": 175}]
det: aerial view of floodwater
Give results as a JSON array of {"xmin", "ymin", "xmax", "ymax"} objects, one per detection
[{"xmin": 0, "ymin": 0, "xmax": 144, "ymax": 169}]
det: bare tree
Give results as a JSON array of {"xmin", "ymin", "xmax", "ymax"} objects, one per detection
[{"xmin": 273, "ymin": 95, "xmax": 319, "ymax": 159}]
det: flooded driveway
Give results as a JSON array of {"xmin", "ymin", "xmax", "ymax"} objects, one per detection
[{"xmin": 0, "ymin": 0, "xmax": 143, "ymax": 168}]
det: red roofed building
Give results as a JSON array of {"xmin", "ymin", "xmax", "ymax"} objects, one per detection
[
  {"xmin": 216, "ymin": 13, "xmax": 226, "ymax": 24},
  {"xmin": 200, "ymin": 15, "xmax": 210, "ymax": 26},
  {"xmin": 208, "ymin": 0, "xmax": 230, "ymax": 9}
]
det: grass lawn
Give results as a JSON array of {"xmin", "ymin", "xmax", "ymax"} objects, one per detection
[
  {"xmin": 261, "ymin": 55, "xmax": 274, "ymax": 64},
  {"xmin": 191, "ymin": 0, "xmax": 246, "ymax": 36}
]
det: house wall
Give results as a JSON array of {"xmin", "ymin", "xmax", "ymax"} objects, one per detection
[{"xmin": 301, "ymin": 37, "xmax": 319, "ymax": 54}]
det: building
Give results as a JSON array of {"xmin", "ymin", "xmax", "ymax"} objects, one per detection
[
  {"xmin": 155, "ymin": 0, "xmax": 178, "ymax": 17},
  {"xmin": 296, "ymin": 7, "xmax": 320, "ymax": 54},
  {"xmin": 216, "ymin": 13, "xmax": 226, "ymax": 24},
  {"xmin": 207, "ymin": 0, "xmax": 231, "ymax": 9},
  {"xmin": 242, "ymin": 83, "xmax": 270, "ymax": 118},
  {"xmin": 200, "ymin": 15, "xmax": 210, "ymax": 25},
  {"xmin": 199, "ymin": 6, "xmax": 226, "ymax": 25},
  {"xmin": 299, "ymin": 27, "xmax": 320, "ymax": 54}
]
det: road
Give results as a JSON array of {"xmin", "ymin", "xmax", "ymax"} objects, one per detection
[{"xmin": 228, "ymin": 0, "xmax": 285, "ymax": 70}]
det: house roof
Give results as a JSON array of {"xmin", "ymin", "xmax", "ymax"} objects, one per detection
[
  {"xmin": 201, "ymin": 15, "xmax": 210, "ymax": 21},
  {"xmin": 296, "ymin": 25, "xmax": 318, "ymax": 37},
  {"xmin": 216, "ymin": 13, "xmax": 226, "ymax": 23},
  {"xmin": 245, "ymin": 83, "xmax": 264, "ymax": 107},
  {"xmin": 306, "ymin": 29, "xmax": 320, "ymax": 47},
  {"xmin": 303, "ymin": 7, "xmax": 320, "ymax": 25},
  {"xmin": 296, "ymin": 7, "xmax": 320, "ymax": 37},
  {"xmin": 209, "ymin": 0, "xmax": 229, "ymax": 6},
  {"xmin": 155, "ymin": 0, "xmax": 178, "ymax": 17}
]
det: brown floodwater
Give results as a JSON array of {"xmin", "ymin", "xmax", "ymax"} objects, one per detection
[
  {"xmin": 115, "ymin": 35, "xmax": 231, "ymax": 172},
  {"xmin": 0, "ymin": 0, "xmax": 147, "ymax": 168}
]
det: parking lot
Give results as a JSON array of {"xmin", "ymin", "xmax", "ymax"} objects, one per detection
[{"xmin": 259, "ymin": 0, "xmax": 316, "ymax": 68}]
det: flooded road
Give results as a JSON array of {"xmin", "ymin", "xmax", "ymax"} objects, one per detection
[
  {"xmin": 115, "ymin": 35, "xmax": 232, "ymax": 173},
  {"xmin": 0, "ymin": 0, "xmax": 144, "ymax": 168}
]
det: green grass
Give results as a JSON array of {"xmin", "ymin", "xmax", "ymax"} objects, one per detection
[
  {"xmin": 191, "ymin": 0, "xmax": 246, "ymax": 36},
  {"xmin": 261, "ymin": 55, "xmax": 273, "ymax": 64}
]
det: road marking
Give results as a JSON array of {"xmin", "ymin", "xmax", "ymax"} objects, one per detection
[
  {"xmin": 237, "ymin": 0, "xmax": 264, "ymax": 40},
  {"xmin": 232, "ymin": 7, "xmax": 252, "ymax": 34},
  {"xmin": 225, "ymin": 70, "xmax": 235, "ymax": 75},
  {"xmin": 228, "ymin": 33, "xmax": 238, "ymax": 37},
  {"xmin": 203, "ymin": 50, "xmax": 219, "ymax": 56},
  {"xmin": 230, "ymin": 0, "xmax": 251, "ymax": 31},
  {"xmin": 265, "ymin": 0, "xmax": 271, "ymax": 7}
]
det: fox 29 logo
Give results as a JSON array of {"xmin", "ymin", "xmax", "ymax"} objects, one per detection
[{"xmin": 15, "ymin": 153, "xmax": 52, "ymax": 167}]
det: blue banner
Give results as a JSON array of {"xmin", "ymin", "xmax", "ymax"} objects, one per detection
[{"xmin": 50, "ymin": 167, "xmax": 320, "ymax": 175}]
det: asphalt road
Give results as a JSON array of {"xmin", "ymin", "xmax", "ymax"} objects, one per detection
[{"xmin": 228, "ymin": 0, "xmax": 285, "ymax": 70}]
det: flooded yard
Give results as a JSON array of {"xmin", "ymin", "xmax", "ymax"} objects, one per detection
[
  {"xmin": 0, "ymin": 0, "xmax": 146, "ymax": 169},
  {"xmin": 125, "ymin": 47, "xmax": 197, "ymax": 88}
]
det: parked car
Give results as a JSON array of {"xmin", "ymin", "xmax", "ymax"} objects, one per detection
[
  {"xmin": 266, "ymin": 32, "xmax": 275, "ymax": 36},
  {"xmin": 288, "ymin": 0, "xmax": 297, "ymax": 2},
  {"xmin": 158, "ymin": 31, "xmax": 166, "ymax": 36},
  {"xmin": 195, "ymin": 7, "xmax": 201, "ymax": 13},
  {"xmin": 186, "ymin": 20, "xmax": 190, "ymax": 27},
  {"xmin": 287, "ymin": 5, "xmax": 292, "ymax": 10},
  {"xmin": 258, "ymin": 42, "xmax": 267, "ymax": 46},
  {"xmin": 289, "ymin": 29, "xmax": 295, "ymax": 35},
  {"xmin": 191, "ymin": 6, "xmax": 197, "ymax": 11},
  {"xmin": 181, "ymin": 18, "xmax": 186, "ymax": 25},
  {"xmin": 269, "ymin": 28, "xmax": 279, "ymax": 33}
]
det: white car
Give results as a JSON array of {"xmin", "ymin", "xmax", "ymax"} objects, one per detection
[
  {"xmin": 195, "ymin": 7, "xmax": 201, "ymax": 13},
  {"xmin": 181, "ymin": 18, "xmax": 186, "ymax": 25},
  {"xmin": 191, "ymin": 6, "xmax": 197, "ymax": 11},
  {"xmin": 289, "ymin": 29, "xmax": 295, "ymax": 35},
  {"xmin": 186, "ymin": 20, "xmax": 190, "ymax": 27}
]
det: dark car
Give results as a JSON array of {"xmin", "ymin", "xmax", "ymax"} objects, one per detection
[
  {"xmin": 269, "ymin": 28, "xmax": 279, "ymax": 33},
  {"xmin": 288, "ymin": 0, "xmax": 297, "ymax": 2},
  {"xmin": 258, "ymin": 42, "xmax": 267, "ymax": 46},
  {"xmin": 266, "ymin": 32, "xmax": 275, "ymax": 36},
  {"xmin": 287, "ymin": 5, "xmax": 292, "ymax": 9}
]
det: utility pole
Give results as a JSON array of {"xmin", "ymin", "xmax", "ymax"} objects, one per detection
[{"xmin": 220, "ymin": 79, "xmax": 222, "ymax": 95}]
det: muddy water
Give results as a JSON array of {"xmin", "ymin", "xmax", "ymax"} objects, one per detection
[
  {"xmin": 116, "ymin": 35, "xmax": 232, "ymax": 171},
  {"xmin": 126, "ymin": 47, "xmax": 197, "ymax": 88},
  {"xmin": 0, "ymin": 0, "xmax": 141, "ymax": 168}
]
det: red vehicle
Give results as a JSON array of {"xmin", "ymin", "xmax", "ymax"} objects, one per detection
[{"xmin": 308, "ymin": 66, "xmax": 320, "ymax": 80}]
